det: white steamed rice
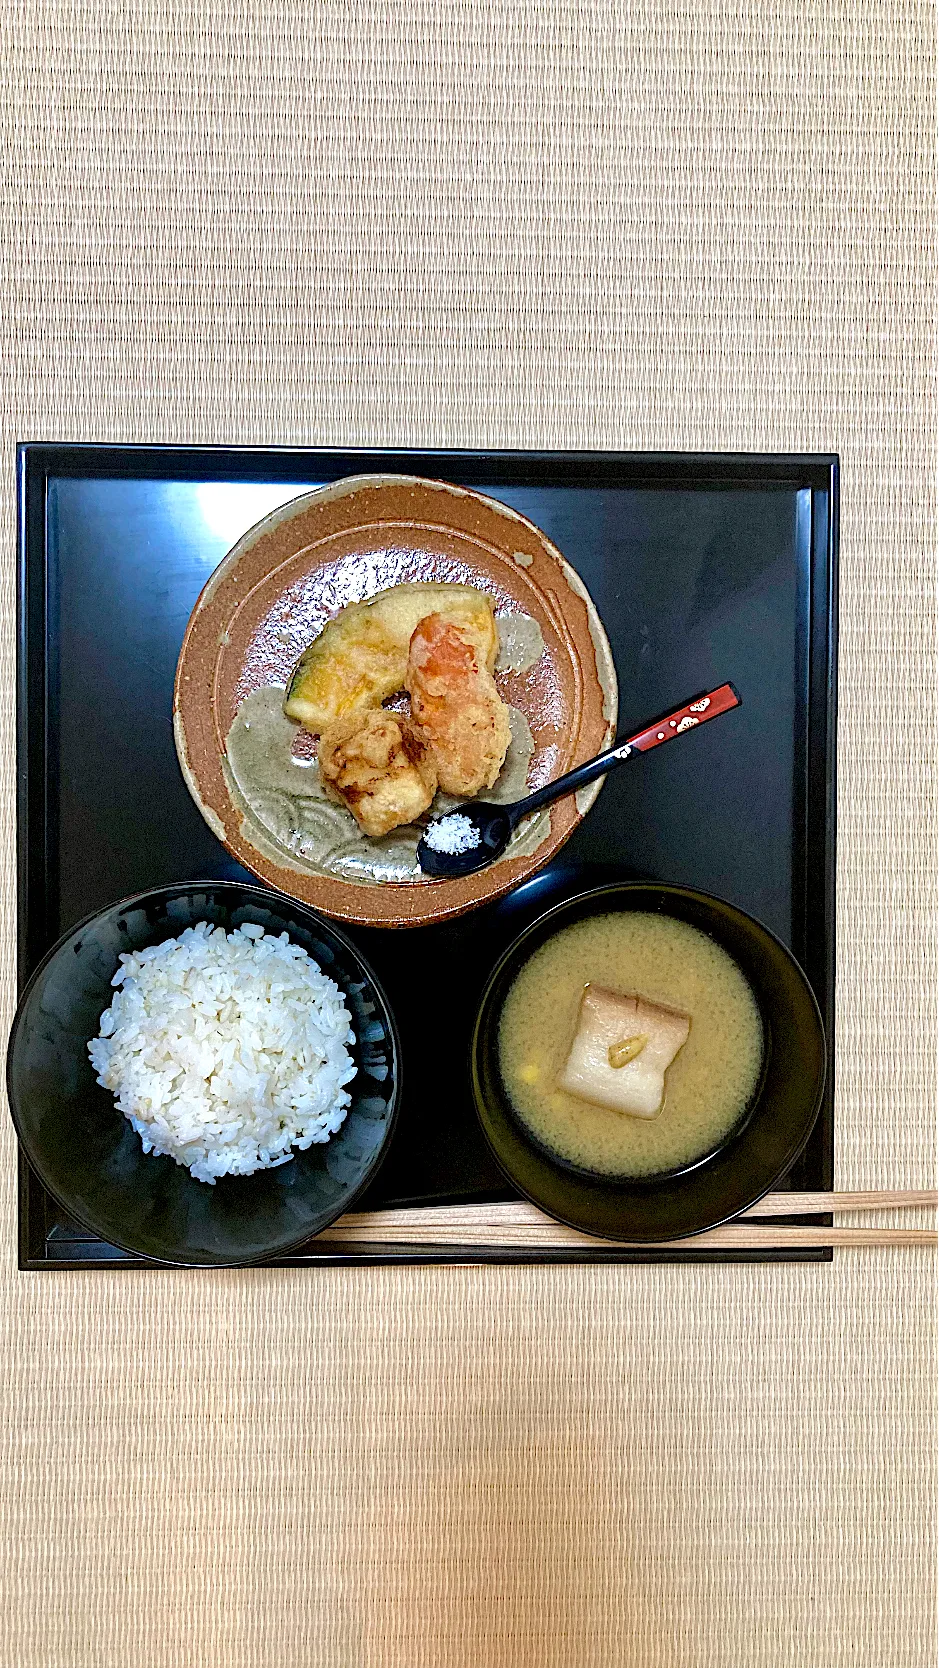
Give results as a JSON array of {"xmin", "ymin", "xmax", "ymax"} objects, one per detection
[{"xmin": 88, "ymin": 921, "xmax": 357, "ymax": 1183}]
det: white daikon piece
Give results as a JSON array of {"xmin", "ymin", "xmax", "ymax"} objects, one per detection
[{"xmin": 558, "ymin": 985, "xmax": 691, "ymax": 1118}]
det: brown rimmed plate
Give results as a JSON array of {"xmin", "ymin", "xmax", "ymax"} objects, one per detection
[{"xmin": 173, "ymin": 475, "xmax": 617, "ymax": 927}]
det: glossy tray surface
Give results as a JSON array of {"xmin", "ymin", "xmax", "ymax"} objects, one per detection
[{"xmin": 16, "ymin": 446, "xmax": 838, "ymax": 1266}]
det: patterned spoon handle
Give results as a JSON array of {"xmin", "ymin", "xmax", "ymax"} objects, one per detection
[
  {"xmin": 623, "ymin": 682, "xmax": 741, "ymax": 754},
  {"xmin": 513, "ymin": 683, "xmax": 742, "ymax": 819}
]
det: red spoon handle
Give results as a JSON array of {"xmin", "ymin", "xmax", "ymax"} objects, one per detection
[{"xmin": 626, "ymin": 683, "xmax": 741, "ymax": 753}]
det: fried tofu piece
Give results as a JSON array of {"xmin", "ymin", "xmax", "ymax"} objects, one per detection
[
  {"xmin": 558, "ymin": 986, "xmax": 691, "ymax": 1118},
  {"xmin": 405, "ymin": 614, "xmax": 512, "ymax": 796},
  {"xmin": 284, "ymin": 583, "xmax": 498, "ymax": 734},
  {"xmin": 317, "ymin": 709, "xmax": 438, "ymax": 838}
]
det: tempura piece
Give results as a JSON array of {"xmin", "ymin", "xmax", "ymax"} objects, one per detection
[
  {"xmin": 405, "ymin": 614, "xmax": 512, "ymax": 796},
  {"xmin": 284, "ymin": 582, "xmax": 498, "ymax": 734},
  {"xmin": 558, "ymin": 986, "xmax": 691, "ymax": 1118},
  {"xmin": 317, "ymin": 709, "xmax": 437, "ymax": 838}
]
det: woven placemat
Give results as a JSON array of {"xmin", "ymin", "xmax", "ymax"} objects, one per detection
[{"xmin": 0, "ymin": 3, "xmax": 935, "ymax": 1664}]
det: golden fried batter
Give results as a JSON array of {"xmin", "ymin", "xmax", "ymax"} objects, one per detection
[
  {"xmin": 317, "ymin": 709, "xmax": 438, "ymax": 838},
  {"xmin": 405, "ymin": 614, "xmax": 512, "ymax": 797},
  {"xmin": 284, "ymin": 582, "xmax": 498, "ymax": 734}
]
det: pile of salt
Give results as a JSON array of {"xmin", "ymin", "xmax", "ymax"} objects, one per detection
[{"xmin": 423, "ymin": 814, "xmax": 482, "ymax": 856}]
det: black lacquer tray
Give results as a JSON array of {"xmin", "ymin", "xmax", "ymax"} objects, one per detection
[{"xmin": 16, "ymin": 446, "xmax": 838, "ymax": 1266}]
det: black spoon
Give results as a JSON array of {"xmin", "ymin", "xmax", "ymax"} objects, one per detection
[{"xmin": 416, "ymin": 682, "xmax": 741, "ymax": 878}]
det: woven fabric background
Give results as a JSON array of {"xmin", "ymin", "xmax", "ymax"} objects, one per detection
[{"xmin": 0, "ymin": 2, "xmax": 935, "ymax": 1664}]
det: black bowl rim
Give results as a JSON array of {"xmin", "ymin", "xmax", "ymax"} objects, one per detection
[
  {"xmin": 6, "ymin": 879, "xmax": 404, "ymax": 1267},
  {"xmin": 471, "ymin": 880, "xmax": 827, "ymax": 1243}
]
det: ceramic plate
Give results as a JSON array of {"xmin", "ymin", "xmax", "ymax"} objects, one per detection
[{"xmin": 174, "ymin": 475, "xmax": 617, "ymax": 927}]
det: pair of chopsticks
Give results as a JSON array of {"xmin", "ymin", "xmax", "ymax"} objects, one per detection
[{"xmin": 325, "ymin": 1191, "xmax": 938, "ymax": 1251}]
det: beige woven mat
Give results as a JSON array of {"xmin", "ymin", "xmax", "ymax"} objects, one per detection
[{"xmin": 0, "ymin": 2, "xmax": 935, "ymax": 1664}]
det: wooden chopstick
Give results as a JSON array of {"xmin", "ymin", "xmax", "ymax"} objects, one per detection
[
  {"xmin": 741, "ymin": 1189, "xmax": 936, "ymax": 1217},
  {"xmin": 322, "ymin": 1192, "xmax": 937, "ymax": 1251}
]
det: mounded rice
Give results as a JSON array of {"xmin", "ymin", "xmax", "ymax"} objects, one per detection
[{"xmin": 88, "ymin": 921, "xmax": 356, "ymax": 1183}]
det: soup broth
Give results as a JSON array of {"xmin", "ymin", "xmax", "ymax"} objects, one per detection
[{"xmin": 498, "ymin": 911, "xmax": 763, "ymax": 1177}]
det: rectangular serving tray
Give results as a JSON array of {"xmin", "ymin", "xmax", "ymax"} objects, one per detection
[{"xmin": 16, "ymin": 446, "xmax": 838, "ymax": 1267}]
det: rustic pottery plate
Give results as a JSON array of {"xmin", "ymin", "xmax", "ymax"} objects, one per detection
[{"xmin": 174, "ymin": 475, "xmax": 617, "ymax": 927}]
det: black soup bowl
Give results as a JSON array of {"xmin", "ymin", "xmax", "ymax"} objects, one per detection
[
  {"xmin": 7, "ymin": 882, "xmax": 401, "ymax": 1266},
  {"xmin": 471, "ymin": 883, "xmax": 826, "ymax": 1242}
]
